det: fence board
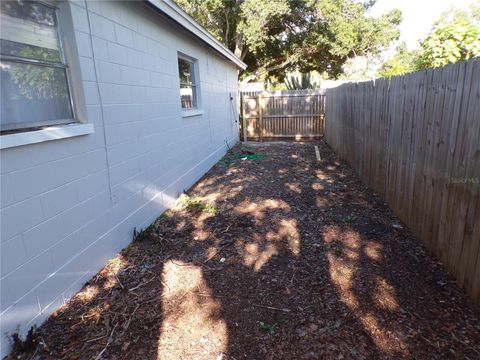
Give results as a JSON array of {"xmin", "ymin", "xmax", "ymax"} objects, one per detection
[
  {"xmin": 240, "ymin": 90, "xmax": 325, "ymax": 140},
  {"xmin": 325, "ymin": 59, "xmax": 480, "ymax": 303}
]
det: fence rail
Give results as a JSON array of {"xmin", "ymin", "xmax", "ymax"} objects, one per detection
[
  {"xmin": 240, "ymin": 90, "xmax": 325, "ymax": 140},
  {"xmin": 325, "ymin": 59, "xmax": 480, "ymax": 303}
]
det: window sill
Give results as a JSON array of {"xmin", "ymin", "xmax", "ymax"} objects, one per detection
[
  {"xmin": 0, "ymin": 123, "xmax": 95, "ymax": 150},
  {"xmin": 182, "ymin": 109, "xmax": 204, "ymax": 118}
]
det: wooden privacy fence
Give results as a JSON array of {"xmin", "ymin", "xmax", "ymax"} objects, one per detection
[
  {"xmin": 325, "ymin": 59, "xmax": 480, "ymax": 302},
  {"xmin": 240, "ymin": 90, "xmax": 325, "ymax": 140}
]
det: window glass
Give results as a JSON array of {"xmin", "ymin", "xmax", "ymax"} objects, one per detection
[
  {"xmin": 178, "ymin": 57, "xmax": 197, "ymax": 109},
  {"xmin": 0, "ymin": 0, "xmax": 74, "ymax": 132},
  {"xmin": 178, "ymin": 58, "xmax": 194, "ymax": 85},
  {"xmin": 1, "ymin": 61, "xmax": 73, "ymax": 129},
  {"xmin": 180, "ymin": 84, "xmax": 196, "ymax": 109},
  {"xmin": 0, "ymin": 1, "xmax": 61, "ymax": 62}
]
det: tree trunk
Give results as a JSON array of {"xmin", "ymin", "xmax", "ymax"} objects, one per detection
[
  {"xmin": 234, "ymin": 33, "xmax": 246, "ymax": 60},
  {"xmin": 224, "ymin": 9, "xmax": 230, "ymax": 46}
]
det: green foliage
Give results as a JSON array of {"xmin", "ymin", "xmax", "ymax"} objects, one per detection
[
  {"xmin": 179, "ymin": 195, "xmax": 219, "ymax": 215},
  {"xmin": 378, "ymin": 4, "xmax": 480, "ymax": 77},
  {"xmin": 237, "ymin": 0, "xmax": 290, "ymax": 57},
  {"xmin": 378, "ymin": 42, "xmax": 418, "ymax": 77},
  {"xmin": 202, "ymin": 203, "xmax": 219, "ymax": 215},
  {"xmin": 174, "ymin": 0, "xmax": 401, "ymax": 80},
  {"xmin": 9, "ymin": 64, "xmax": 67, "ymax": 100},
  {"xmin": 7, "ymin": 47, "xmax": 67, "ymax": 100},
  {"xmin": 259, "ymin": 321, "xmax": 276, "ymax": 333},
  {"xmin": 259, "ymin": 318, "xmax": 285, "ymax": 333},
  {"xmin": 416, "ymin": 4, "xmax": 480, "ymax": 69},
  {"xmin": 284, "ymin": 73, "xmax": 319, "ymax": 90},
  {"xmin": 184, "ymin": 197, "xmax": 204, "ymax": 212},
  {"xmin": 338, "ymin": 55, "xmax": 380, "ymax": 80},
  {"xmin": 334, "ymin": 246, "xmax": 343, "ymax": 257}
]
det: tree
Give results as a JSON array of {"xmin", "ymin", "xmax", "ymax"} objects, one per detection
[
  {"xmin": 174, "ymin": 0, "xmax": 401, "ymax": 81},
  {"xmin": 416, "ymin": 4, "xmax": 480, "ymax": 69},
  {"xmin": 378, "ymin": 42, "xmax": 418, "ymax": 77},
  {"xmin": 285, "ymin": 73, "xmax": 319, "ymax": 89},
  {"xmin": 339, "ymin": 55, "xmax": 381, "ymax": 80}
]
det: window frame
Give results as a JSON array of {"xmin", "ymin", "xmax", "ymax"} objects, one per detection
[
  {"xmin": 0, "ymin": 0, "xmax": 77, "ymax": 133},
  {"xmin": 177, "ymin": 53, "xmax": 200, "ymax": 111}
]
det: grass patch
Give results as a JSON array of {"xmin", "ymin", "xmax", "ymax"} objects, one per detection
[
  {"xmin": 179, "ymin": 194, "xmax": 219, "ymax": 215},
  {"xmin": 202, "ymin": 203, "xmax": 218, "ymax": 215}
]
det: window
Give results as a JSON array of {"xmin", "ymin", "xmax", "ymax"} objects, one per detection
[
  {"xmin": 0, "ymin": 0, "xmax": 75, "ymax": 132},
  {"xmin": 178, "ymin": 56, "xmax": 198, "ymax": 109}
]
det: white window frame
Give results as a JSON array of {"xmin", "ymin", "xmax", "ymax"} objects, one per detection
[
  {"xmin": 0, "ymin": 0, "xmax": 92, "ymax": 149},
  {"xmin": 177, "ymin": 53, "xmax": 202, "ymax": 116},
  {"xmin": 0, "ymin": 0, "xmax": 77, "ymax": 133}
]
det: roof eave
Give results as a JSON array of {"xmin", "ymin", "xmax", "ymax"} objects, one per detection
[{"xmin": 145, "ymin": 0, "xmax": 247, "ymax": 70}]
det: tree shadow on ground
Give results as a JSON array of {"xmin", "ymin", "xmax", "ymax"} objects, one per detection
[{"xmin": 10, "ymin": 141, "xmax": 480, "ymax": 360}]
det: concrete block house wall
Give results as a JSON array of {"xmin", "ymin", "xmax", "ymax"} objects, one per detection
[{"xmin": 0, "ymin": 0, "xmax": 245, "ymax": 353}]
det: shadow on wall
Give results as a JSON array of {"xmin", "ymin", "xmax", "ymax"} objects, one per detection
[{"xmin": 10, "ymin": 142, "xmax": 480, "ymax": 359}]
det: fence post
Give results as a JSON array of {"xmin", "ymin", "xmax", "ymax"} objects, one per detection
[
  {"xmin": 241, "ymin": 92, "xmax": 248, "ymax": 142},
  {"xmin": 258, "ymin": 92, "xmax": 263, "ymax": 142}
]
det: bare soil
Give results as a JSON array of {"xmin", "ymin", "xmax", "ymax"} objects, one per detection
[{"xmin": 8, "ymin": 141, "xmax": 480, "ymax": 360}]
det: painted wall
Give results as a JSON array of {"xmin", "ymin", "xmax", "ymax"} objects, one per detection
[{"xmin": 0, "ymin": 0, "xmax": 239, "ymax": 354}]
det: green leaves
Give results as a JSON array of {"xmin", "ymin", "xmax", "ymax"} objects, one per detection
[
  {"xmin": 174, "ymin": 0, "xmax": 401, "ymax": 80},
  {"xmin": 416, "ymin": 5, "xmax": 480, "ymax": 69},
  {"xmin": 259, "ymin": 321, "xmax": 277, "ymax": 333},
  {"xmin": 379, "ymin": 42, "xmax": 418, "ymax": 78},
  {"xmin": 237, "ymin": 0, "xmax": 290, "ymax": 55},
  {"xmin": 380, "ymin": 3, "xmax": 479, "ymax": 78},
  {"xmin": 285, "ymin": 73, "xmax": 318, "ymax": 90}
]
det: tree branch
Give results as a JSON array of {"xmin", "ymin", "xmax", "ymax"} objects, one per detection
[
  {"xmin": 224, "ymin": 9, "xmax": 230, "ymax": 45},
  {"xmin": 240, "ymin": 57, "xmax": 293, "ymax": 84}
]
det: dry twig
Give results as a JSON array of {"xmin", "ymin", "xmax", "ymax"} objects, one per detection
[
  {"xmin": 123, "ymin": 304, "xmax": 140, "ymax": 333},
  {"xmin": 252, "ymin": 303, "xmax": 291, "ymax": 313},
  {"xmin": 128, "ymin": 276, "xmax": 157, "ymax": 292},
  {"xmin": 94, "ymin": 324, "xmax": 117, "ymax": 360}
]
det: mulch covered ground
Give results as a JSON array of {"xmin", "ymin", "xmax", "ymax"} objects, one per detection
[{"xmin": 9, "ymin": 141, "xmax": 480, "ymax": 360}]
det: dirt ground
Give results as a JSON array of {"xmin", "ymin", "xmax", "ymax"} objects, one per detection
[{"xmin": 8, "ymin": 141, "xmax": 480, "ymax": 360}]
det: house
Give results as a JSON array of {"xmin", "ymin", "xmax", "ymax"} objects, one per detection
[{"xmin": 0, "ymin": 0, "xmax": 246, "ymax": 353}]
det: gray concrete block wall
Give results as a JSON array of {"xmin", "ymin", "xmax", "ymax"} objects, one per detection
[{"xmin": 0, "ymin": 0, "xmax": 239, "ymax": 354}]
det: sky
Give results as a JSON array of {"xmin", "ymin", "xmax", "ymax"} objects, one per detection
[{"xmin": 370, "ymin": 0, "xmax": 478, "ymax": 50}]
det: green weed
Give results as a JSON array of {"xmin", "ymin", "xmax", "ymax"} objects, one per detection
[
  {"xmin": 335, "ymin": 246, "xmax": 343, "ymax": 257},
  {"xmin": 259, "ymin": 321, "xmax": 276, "ymax": 333},
  {"xmin": 180, "ymin": 195, "xmax": 218, "ymax": 215},
  {"xmin": 259, "ymin": 319, "xmax": 284, "ymax": 333},
  {"xmin": 344, "ymin": 214, "xmax": 356, "ymax": 224}
]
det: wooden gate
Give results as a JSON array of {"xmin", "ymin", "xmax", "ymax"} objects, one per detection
[{"xmin": 240, "ymin": 90, "xmax": 325, "ymax": 140}]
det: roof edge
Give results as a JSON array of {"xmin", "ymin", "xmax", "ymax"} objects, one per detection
[{"xmin": 146, "ymin": 0, "xmax": 247, "ymax": 70}]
